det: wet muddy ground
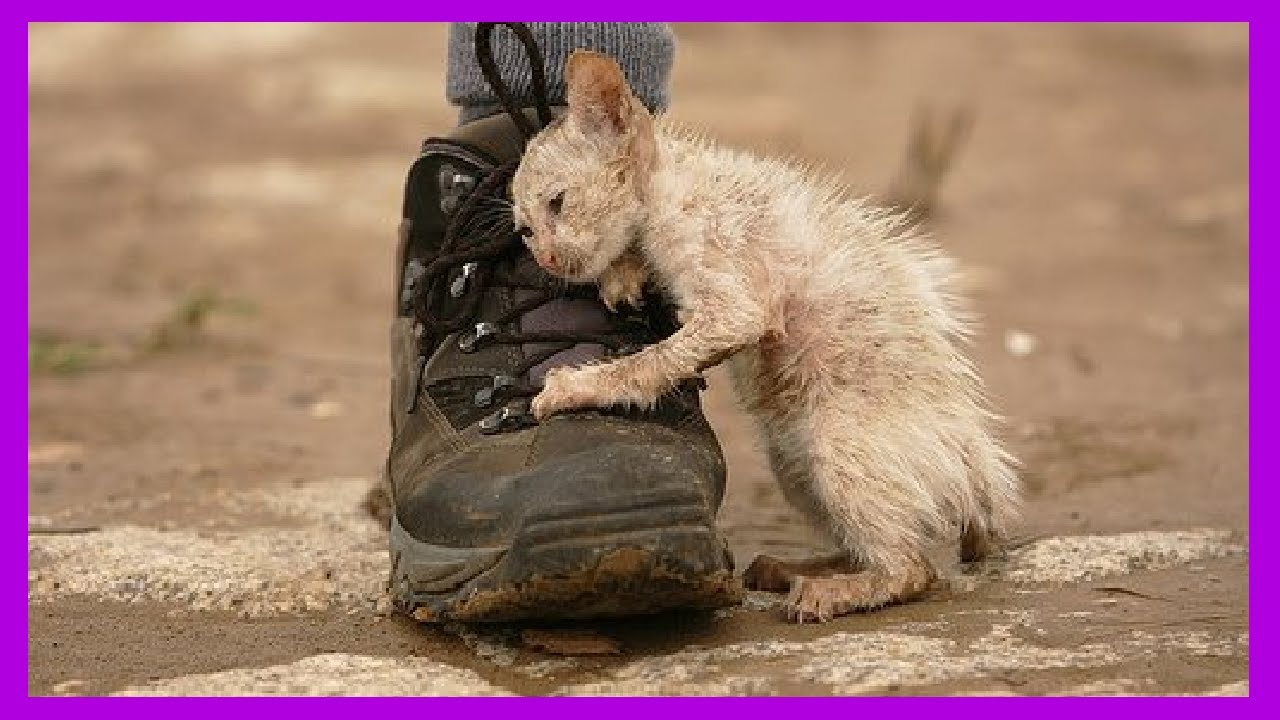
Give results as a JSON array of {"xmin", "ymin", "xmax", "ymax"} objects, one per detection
[{"xmin": 28, "ymin": 22, "xmax": 1248, "ymax": 695}]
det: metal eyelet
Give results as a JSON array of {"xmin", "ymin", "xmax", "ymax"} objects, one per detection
[
  {"xmin": 474, "ymin": 374, "xmax": 518, "ymax": 408},
  {"xmin": 437, "ymin": 163, "xmax": 477, "ymax": 192},
  {"xmin": 457, "ymin": 322, "xmax": 498, "ymax": 353},
  {"xmin": 478, "ymin": 405, "xmax": 535, "ymax": 435},
  {"xmin": 449, "ymin": 262, "xmax": 478, "ymax": 299},
  {"xmin": 438, "ymin": 165, "xmax": 476, "ymax": 216},
  {"xmin": 443, "ymin": 171, "xmax": 476, "ymax": 194}
]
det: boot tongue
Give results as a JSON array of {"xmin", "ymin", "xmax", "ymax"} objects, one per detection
[
  {"xmin": 520, "ymin": 297, "xmax": 615, "ymax": 384},
  {"xmin": 506, "ymin": 252, "xmax": 616, "ymax": 384},
  {"xmin": 449, "ymin": 106, "xmax": 565, "ymax": 166}
]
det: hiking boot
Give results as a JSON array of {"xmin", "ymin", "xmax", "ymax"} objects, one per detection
[{"xmin": 381, "ymin": 108, "xmax": 740, "ymax": 623}]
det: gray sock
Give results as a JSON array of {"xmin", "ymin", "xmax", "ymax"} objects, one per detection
[{"xmin": 446, "ymin": 22, "xmax": 675, "ymax": 125}]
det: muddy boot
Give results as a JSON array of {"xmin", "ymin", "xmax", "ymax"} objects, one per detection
[{"xmin": 382, "ymin": 109, "xmax": 740, "ymax": 622}]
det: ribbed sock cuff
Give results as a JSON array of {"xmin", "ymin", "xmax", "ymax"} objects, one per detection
[{"xmin": 446, "ymin": 23, "xmax": 675, "ymax": 125}]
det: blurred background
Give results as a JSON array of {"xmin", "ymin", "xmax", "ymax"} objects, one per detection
[{"xmin": 28, "ymin": 23, "xmax": 1248, "ymax": 695}]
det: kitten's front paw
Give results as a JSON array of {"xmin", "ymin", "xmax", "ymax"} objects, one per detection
[
  {"xmin": 531, "ymin": 366, "xmax": 607, "ymax": 421},
  {"xmin": 599, "ymin": 274, "xmax": 644, "ymax": 313}
]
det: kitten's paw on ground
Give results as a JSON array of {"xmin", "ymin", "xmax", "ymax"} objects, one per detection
[
  {"xmin": 784, "ymin": 574, "xmax": 880, "ymax": 623},
  {"xmin": 783, "ymin": 564, "xmax": 935, "ymax": 623}
]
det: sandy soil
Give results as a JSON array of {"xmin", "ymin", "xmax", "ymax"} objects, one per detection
[{"xmin": 27, "ymin": 22, "xmax": 1248, "ymax": 696}]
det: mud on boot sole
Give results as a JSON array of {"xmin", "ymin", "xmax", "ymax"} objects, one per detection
[{"xmin": 389, "ymin": 508, "xmax": 741, "ymax": 623}]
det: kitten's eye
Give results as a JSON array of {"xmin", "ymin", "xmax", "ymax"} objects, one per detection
[
  {"xmin": 548, "ymin": 191, "xmax": 565, "ymax": 216},
  {"xmin": 517, "ymin": 225, "xmax": 533, "ymax": 239}
]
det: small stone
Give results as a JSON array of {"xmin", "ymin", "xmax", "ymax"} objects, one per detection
[
  {"xmin": 1004, "ymin": 330, "xmax": 1038, "ymax": 357},
  {"xmin": 308, "ymin": 400, "xmax": 344, "ymax": 420}
]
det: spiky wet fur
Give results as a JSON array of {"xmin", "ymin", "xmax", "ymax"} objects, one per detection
[{"xmin": 512, "ymin": 51, "xmax": 1021, "ymax": 622}]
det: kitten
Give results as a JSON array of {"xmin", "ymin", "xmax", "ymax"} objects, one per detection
[{"xmin": 511, "ymin": 50, "xmax": 1020, "ymax": 622}]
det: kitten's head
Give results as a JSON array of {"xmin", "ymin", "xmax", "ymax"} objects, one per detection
[{"xmin": 511, "ymin": 50, "xmax": 657, "ymax": 282}]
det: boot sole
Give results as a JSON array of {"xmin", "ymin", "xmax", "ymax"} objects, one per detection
[{"xmin": 389, "ymin": 503, "xmax": 742, "ymax": 623}]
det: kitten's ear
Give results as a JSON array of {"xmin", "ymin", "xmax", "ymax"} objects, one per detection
[{"xmin": 566, "ymin": 50, "xmax": 634, "ymax": 135}]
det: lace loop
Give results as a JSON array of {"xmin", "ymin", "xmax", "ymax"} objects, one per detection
[{"xmin": 474, "ymin": 22, "xmax": 556, "ymax": 142}]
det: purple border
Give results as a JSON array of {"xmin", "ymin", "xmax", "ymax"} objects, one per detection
[
  {"xmin": 1246, "ymin": 14, "xmax": 1266, "ymax": 707},
  {"xmin": 13, "ymin": 11, "xmax": 1265, "ymax": 712},
  {"xmin": 11, "ymin": 6, "xmax": 1269, "ymax": 20},
  {"xmin": 13, "ymin": 9, "xmax": 31, "ymax": 705}
]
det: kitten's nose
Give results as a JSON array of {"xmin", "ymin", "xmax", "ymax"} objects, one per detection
[{"xmin": 538, "ymin": 249, "xmax": 562, "ymax": 274}]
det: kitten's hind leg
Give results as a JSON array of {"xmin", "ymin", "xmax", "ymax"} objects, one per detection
[
  {"xmin": 773, "ymin": 400, "xmax": 945, "ymax": 622},
  {"xmin": 746, "ymin": 418, "xmax": 860, "ymax": 593}
]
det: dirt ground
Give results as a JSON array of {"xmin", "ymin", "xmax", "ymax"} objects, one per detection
[{"xmin": 27, "ymin": 23, "xmax": 1249, "ymax": 696}]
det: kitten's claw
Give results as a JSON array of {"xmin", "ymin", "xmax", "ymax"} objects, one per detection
[
  {"xmin": 531, "ymin": 387, "xmax": 576, "ymax": 421},
  {"xmin": 531, "ymin": 370, "xmax": 571, "ymax": 421},
  {"xmin": 529, "ymin": 391, "xmax": 555, "ymax": 421},
  {"xmin": 784, "ymin": 575, "xmax": 872, "ymax": 623},
  {"xmin": 598, "ymin": 276, "xmax": 645, "ymax": 312}
]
